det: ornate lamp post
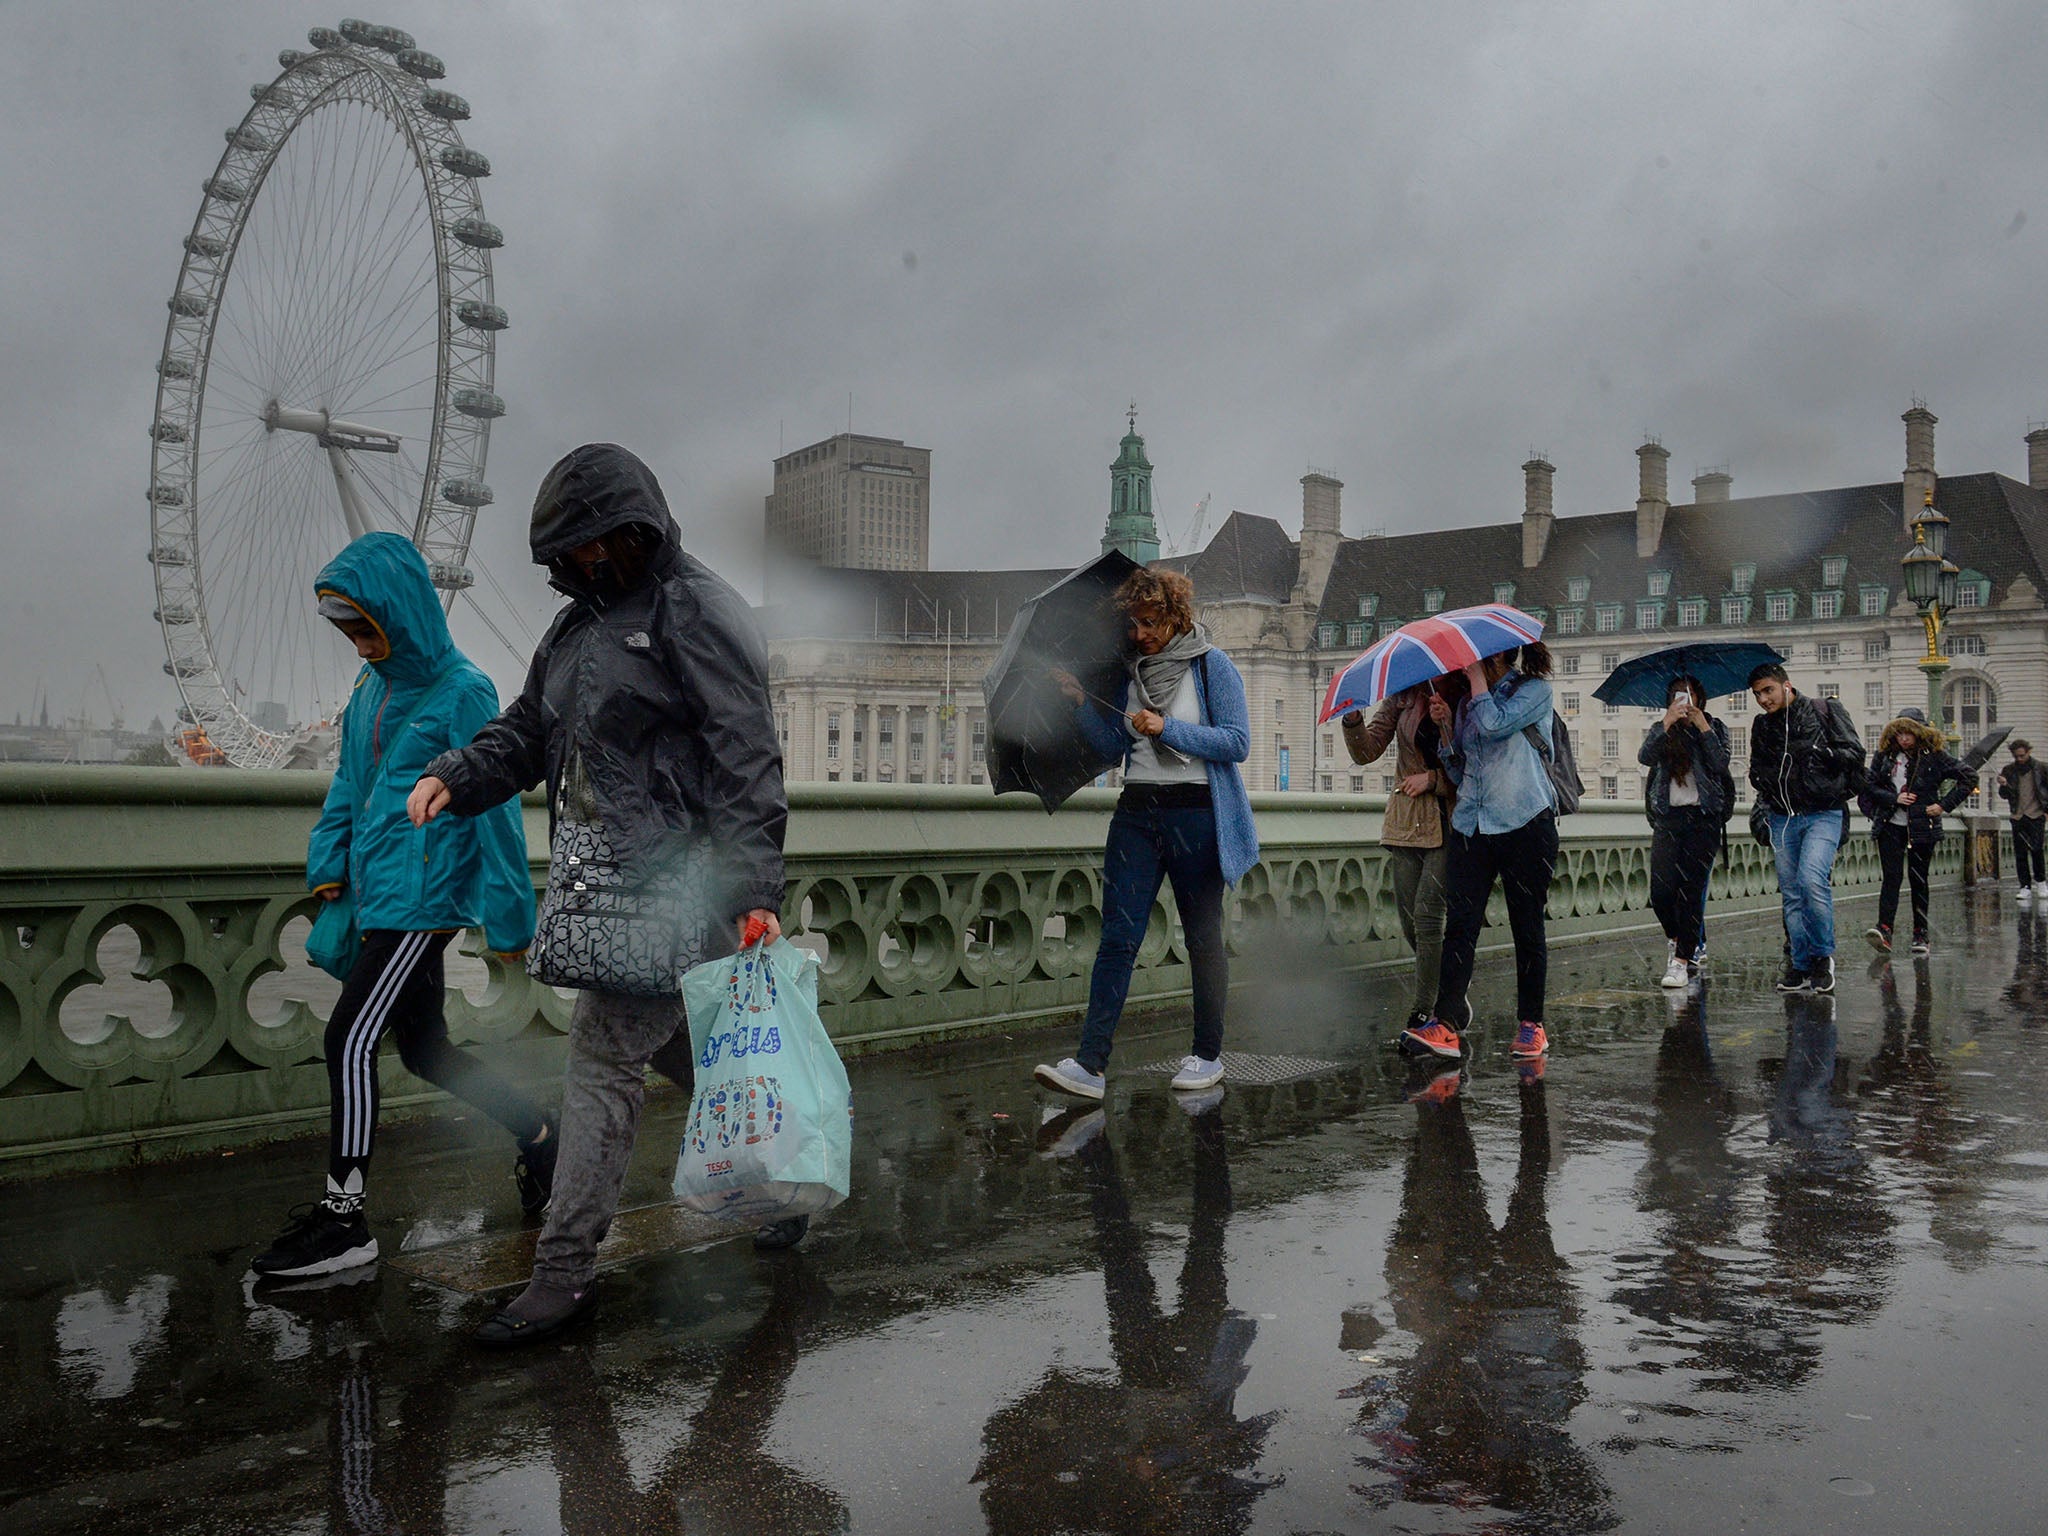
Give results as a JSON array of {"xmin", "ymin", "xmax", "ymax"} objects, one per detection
[{"xmin": 1899, "ymin": 490, "xmax": 1953, "ymax": 724}]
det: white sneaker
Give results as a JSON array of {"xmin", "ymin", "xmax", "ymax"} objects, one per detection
[
  {"xmin": 1169, "ymin": 1054, "xmax": 1225, "ymax": 1091},
  {"xmin": 2034, "ymin": 882, "xmax": 2047, "ymax": 900},
  {"xmin": 1660, "ymin": 955, "xmax": 1691, "ymax": 989},
  {"xmin": 1033, "ymin": 1057, "xmax": 1105, "ymax": 1101},
  {"xmin": 2023, "ymin": 888, "xmax": 2036, "ymax": 907}
]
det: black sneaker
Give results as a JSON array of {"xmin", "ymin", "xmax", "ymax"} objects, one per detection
[
  {"xmin": 514, "ymin": 1115, "xmax": 558, "ymax": 1217},
  {"xmin": 1810, "ymin": 956, "xmax": 1836, "ymax": 994},
  {"xmin": 1910, "ymin": 932, "xmax": 1931, "ymax": 958},
  {"xmin": 1776, "ymin": 965, "xmax": 1813, "ymax": 993},
  {"xmin": 252, "ymin": 1203, "xmax": 377, "ymax": 1279}
]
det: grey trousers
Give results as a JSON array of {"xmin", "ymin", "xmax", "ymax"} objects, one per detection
[
  {"xmin": 532, "ymin": 989, "xmax": 697, "ymax": 1293},
  {"xmin": 1386, "ymin": 843, "xmax": 1449, "ymax": 1018}
]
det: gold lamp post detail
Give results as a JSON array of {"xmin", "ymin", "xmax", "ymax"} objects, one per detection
[{"xmin": 1899, "ymin": 489, "xmax": 1954, "ymax": 723}]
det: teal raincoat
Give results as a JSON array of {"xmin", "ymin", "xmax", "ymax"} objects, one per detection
[{"xmin": 306, "ymin": 533, "xmax": 536, "ymax": 952}]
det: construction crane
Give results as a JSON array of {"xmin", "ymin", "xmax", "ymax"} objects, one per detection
[{"xmin": 1171, "ymin": 493, "xmax": 1213, "ymax": 557}]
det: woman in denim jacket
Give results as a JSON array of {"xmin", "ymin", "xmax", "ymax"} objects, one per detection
[
  {"xmin": 1401, "ymin": 642, "xmax": 1559, "ymax": 1065},
  {"xmin": 1034, "ymin": 568, "xmax": 1257, "ymax": 1102}
]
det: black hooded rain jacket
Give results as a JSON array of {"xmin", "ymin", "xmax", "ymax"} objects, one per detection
[{"xmin": 423, "ymin": 443, "xmax": 787, "ymax": 923}]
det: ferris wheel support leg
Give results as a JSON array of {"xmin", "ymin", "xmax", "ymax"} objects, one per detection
[{"xmin": 324, "ymin": 441, "xmax": 376, "ymax": 543}]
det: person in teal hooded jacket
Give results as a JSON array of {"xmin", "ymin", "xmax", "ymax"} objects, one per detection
[{"xmin": 251, "ymin": 533, "xmax": 551, "ymax": 1282}]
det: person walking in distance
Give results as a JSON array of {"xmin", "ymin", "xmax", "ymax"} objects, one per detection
[
  {"xmin": 407, "ymin": 443, "xmax": 789, "ymax": 1346},
  {"xmin": 1033, "ymin": 568, "xmax": 1258, "ymax": 1102},
  {"xmin": 1998, "ymin": 739, "xmax": 2048, "ymax": 905},
  {"xmin": 1342, "ymin": 678, "xmax": 1463, "ymax": 1039},
  {"xmin": 1639, "ymin": 674, "xmax": 1734, "ymax": 990},
  {"xmin": 1860, "ymin": 708, "xmax": 1975, "ymax": 957},
  {"xmin": 251, "ymin": 533, "xmax": 549, "ymax": 1281},
  {"xmin": 1746, "ymin": 662, "xmax": 1865, "ymax": 994},
  {"xmin": 1400, "ymin": 642, "xmax": 1560, "ymax": 1063}
]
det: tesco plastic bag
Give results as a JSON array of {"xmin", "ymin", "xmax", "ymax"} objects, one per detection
[{"xmin": 671, "ymin": 937, "xmax": 852, "ymax": 1222}]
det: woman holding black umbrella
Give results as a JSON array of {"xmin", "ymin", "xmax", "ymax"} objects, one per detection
[
  {"xmin": 1034, "ymin": 568, "xmax": 1257, "ymax": 1101},
  {"xmin": 1638, "ymin": 673, "xmax": 1734, "ymax": 989}
]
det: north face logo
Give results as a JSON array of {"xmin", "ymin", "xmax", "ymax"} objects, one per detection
[{"xmin": 624, "ymin": 631, "xmax": 652, "ymax": 650}]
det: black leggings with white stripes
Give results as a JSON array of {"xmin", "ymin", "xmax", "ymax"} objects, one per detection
[{"xmin": 325, "ymin": 929, "xmax": 547, "ymax": 1189}]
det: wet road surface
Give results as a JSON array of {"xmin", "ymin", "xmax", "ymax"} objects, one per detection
[{"xmin": 3, "ymin": 889, "xmax": 2045, "ymax": 1533}]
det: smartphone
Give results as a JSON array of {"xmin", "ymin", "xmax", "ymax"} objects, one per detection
[{"xmin": 1672, "ymin": 690, "xmax": 1692, "ymax": 709}]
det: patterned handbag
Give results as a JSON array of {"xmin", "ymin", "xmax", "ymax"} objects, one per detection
[{"xmin": 528, "ymin": 812, "xmax": 715, "ymax": 997}]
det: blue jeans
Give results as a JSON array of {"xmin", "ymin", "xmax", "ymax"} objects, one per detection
[
  {"xmin": 1768, "ymin": 810, "xmax": 1844, "ymax": 969},
  {"xmin": 1076, "ymin": 790, "xmax": 1229, "ymax": 1073}
]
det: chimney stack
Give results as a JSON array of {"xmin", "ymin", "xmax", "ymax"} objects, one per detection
[
  {"xmin": 1521, "ymin": 457, "xmax": 1555, "ymax": 569},
  {"xmin": 1903, "ymin": 402, "xmax": 1937, "ymax": 531},
  {"xmin": 1692, "ymin": 469, "xmax": 1733, "ymax": 504},
  {"xmin": 1290, "ymin": 471, "xmax": 1344, "ymax": 610},
  {"xmin": 2027, "ymin": 424, "xmax": 2048, "ymax": 492},
  {"xmin": 1635, "ymin": 440, "xmax": 1671, "ymax": 558}
]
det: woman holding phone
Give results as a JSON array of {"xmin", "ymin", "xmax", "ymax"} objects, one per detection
[{"xmin": 1638, "ymin": 674, "xmax": 1733, "ymax": 989}]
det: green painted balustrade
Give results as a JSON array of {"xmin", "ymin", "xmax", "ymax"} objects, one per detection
[{"xmin": 0, "ymin": 766, "xmax": 1953, "ymax": 1172}]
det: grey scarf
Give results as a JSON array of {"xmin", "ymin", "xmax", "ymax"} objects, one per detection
[{"xmin": 1127, "ymin": 623, "xmax": 1215, "ymax": 762}]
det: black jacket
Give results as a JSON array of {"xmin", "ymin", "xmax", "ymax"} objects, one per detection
[
  {"xmin": 1748, "ymin": 693, "xmax": 1865, "ymax": 815},
  {"xmin": 1998, "ymin": 758, "xmax": 2048, "ymax": 817},
  {"xmin": 1637, "ymin": 716, "xmax": 1735, "ymax": 824},
  {"xmin": 425, "ymin": 444, "xmax": 787, "ymax": 920},
  {"xmin": 1859, "ymin": 745, "xmax": 1976, "ymax": 846}
]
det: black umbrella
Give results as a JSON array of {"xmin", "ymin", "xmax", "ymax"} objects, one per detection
[
  {"xmin": 1961, "ymin": 723, "xmax": 2015, "ymax": 773},
  {"xmin": 983, "ymin": 550, "xmax": 1142, "ymax": 812}
]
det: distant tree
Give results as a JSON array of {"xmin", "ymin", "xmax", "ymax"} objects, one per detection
[{"xmin": 122, "ymin": 741, "xmax": 178, "ymax": 768}]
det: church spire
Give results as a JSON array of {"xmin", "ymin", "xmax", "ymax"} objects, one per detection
[{"xmin": 1101, "ymin": 405, "xmax": 1161, "ymax": 564}]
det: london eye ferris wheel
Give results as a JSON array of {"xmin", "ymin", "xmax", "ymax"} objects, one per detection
[{"xmin": 148, "ymin": 20, "xmax": 508, "ymax": 768}]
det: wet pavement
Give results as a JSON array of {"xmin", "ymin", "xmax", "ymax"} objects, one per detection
[{"xmin": 3, "ymin": 888, "xmax": 2046, "ymax": 1534}]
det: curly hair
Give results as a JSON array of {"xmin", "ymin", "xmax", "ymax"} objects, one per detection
[{"xmin": 1116, "ymin": 567, "xmax": 1197, "ymax": 635}]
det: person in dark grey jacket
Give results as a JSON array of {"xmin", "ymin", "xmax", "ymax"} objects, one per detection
[
  {"xmin": 409, "ymin": 443, "xmax": 789, "ymax": 1345},
  {"xmin": 1637, "ymin": 673, "xmax": 1732, "ymax": 990}
]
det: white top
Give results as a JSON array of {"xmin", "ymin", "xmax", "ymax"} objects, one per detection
[
  {"xmin": 1891, "ymin": 757, "xmax": 1910, "ymax": 826},
  {"xmin": 1667, "ymin": 769, "xmax": 1700, "ymax": 807},
  {"xmin": 1123, "ymin": 666, "xmax": 1209, "ymax": 784}
]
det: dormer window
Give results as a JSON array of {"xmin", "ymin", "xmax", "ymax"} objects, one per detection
[
  {"xmin": 1422, "ymin": 587, "xmax": 1445, "ymax": 614},
  {"xmin": 1822, "ymin": 556, "xmax": 1848, "ymax": 588},
  {"xmin": 1357, "ymin": 593, "xmax": 1379, "ymax": 618},
  {"xmin": 1567, "ymin": 576, "xmax": 1591, "ymax": 603},
  {"xmin": 1493, "ymin": 581, "xmax": 1516, "ymax": 605},
  {"xmin": 1732, "ymin": 562, "xmax": 1756, "ymax": 594},
  {"xmin": 1648, "ymin": 570, "xmax": 1671, "ymax": 597}
]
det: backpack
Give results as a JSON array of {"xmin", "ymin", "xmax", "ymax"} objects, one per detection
[{"xmin": 1522, "ymin": 713, "xmax": 1584, "ymax": 816}]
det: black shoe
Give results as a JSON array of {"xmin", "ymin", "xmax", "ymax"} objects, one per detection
[
  {"xmin": 1910, "ymin": 932, "xmax": 1931, "ymax": 958},
  {"xmin": 473, "ymin": 1282, "xmax": 598, "ymax": 1349},
  {"xmin": 1776, "ymin": 965, "xmax": 1813, "ymax": 994},
  {"xmin": 514, "ymin": 1115, "xmax": 558, "ymax": 1217},
  {"xmin": 1810, "ymin": 956, "xmax": 1836, "ymax": 994},
  {"xmin": 753, "ymin": 1214, "xmax": 811, "ymax": 1252},
  {"xmin": 252, "ymin": 1203, "xmax": 378, "ymax": 1279}
]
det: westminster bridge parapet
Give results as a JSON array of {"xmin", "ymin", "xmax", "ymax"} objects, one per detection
[{"xmin": 0, "ymin": 766, "xmax": 1951, "ymax": 1173}]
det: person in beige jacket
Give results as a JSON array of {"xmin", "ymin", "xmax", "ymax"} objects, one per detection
[{"xmin": 1343, "ymin": 680, "xmax": 1462, "ymax": 1039}]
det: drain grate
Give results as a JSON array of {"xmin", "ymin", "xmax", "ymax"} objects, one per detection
[{"xmin": 1132, "ymin": 1050, "xmax": 1347, "ymax": 1086}]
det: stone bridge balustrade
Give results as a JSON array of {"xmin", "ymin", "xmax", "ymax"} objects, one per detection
[{"xmin": 0, "ymin": 767, "xmax": 1953, "ymax": 1172}]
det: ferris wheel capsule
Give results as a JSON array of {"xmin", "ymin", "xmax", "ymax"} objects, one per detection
[
  {"xmin": 398, "ymin": 49, "xmax": 445, "ymax": 79},
  {"xmin": 441, "ymin": 479, "xmax": 493, "ymax": 507},
  {"xmin": 451, "ymin": 216, "xmax": 503, "ymax": 249},
  {"xmin": 421, "ymin": 88, "xmax": 469, "ymax": 121},
  {"xmin": 457, "ymin": 299, "xmax": 509, "ymax": 331},
  {"xmin": 439, "ymin": 145, "xmax": 490, "ymax": 177},
  {"xmin": 307, "ymin": 27, "xmax": 345, "ymax": 50}
]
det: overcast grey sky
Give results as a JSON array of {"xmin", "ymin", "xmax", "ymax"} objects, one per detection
[{"xmin": 5, "ymin": 0, "xmax": 2046, "ymax": 727}]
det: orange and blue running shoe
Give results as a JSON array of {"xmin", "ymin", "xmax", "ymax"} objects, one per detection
[
  {"xmin": 1399, "ymin": 1019, "xmax": 1464, "ymax": 1061},
  {"xmin": 1510, "ymin": 1022, "xmax": 1549, "ymax": 1059}
]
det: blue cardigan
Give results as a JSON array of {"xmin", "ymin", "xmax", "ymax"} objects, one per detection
[{"xmin": 1074, "ymin": 648, "xmax": 1261, "ymax": 885}]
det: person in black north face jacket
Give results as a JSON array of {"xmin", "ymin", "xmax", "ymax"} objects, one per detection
[{"xmin": 411, "ymin": 443, "xmax": 790, "ymax": 1346}]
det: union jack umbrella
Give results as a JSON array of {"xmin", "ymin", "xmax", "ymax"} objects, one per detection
[{"xmin": 1318, "ymin": 604, "xmax": 1545, "ymax": 723}]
